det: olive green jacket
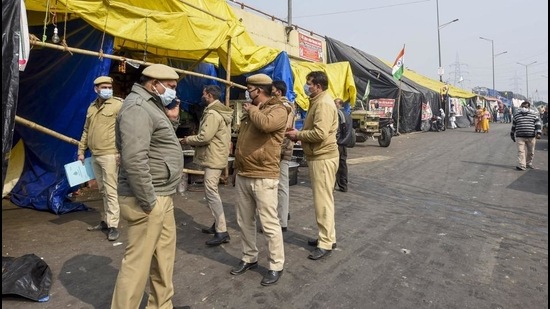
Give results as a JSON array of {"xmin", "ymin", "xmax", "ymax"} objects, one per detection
[{"xmin": 186, "ymin": 100, "xmax": 233, "ymax": 169}]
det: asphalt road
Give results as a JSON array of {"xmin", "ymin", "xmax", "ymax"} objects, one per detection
[{"xmin": 2, "ymin": 122, "xmax": 548, "ymax": 309}]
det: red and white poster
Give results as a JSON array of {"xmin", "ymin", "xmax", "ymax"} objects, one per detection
[
  {"xmin": 298, "ymin": 33, "xmax": 323, "ymax": 62},
  {"xmin": 368, "ymin": 99, "xmax": 395, "ymax": 118}
]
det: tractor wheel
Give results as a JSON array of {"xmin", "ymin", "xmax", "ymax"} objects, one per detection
[{"xmin": 378, "ymin": 127, "xmax": 392, "ymax": 147}]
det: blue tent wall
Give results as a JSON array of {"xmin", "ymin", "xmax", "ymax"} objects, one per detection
[
  {"xmin": 10, "ymin": 19, "xmax": 113, "ymax": 214},
  {"xmin": 220, "ymin": 51, "xmax": 296, "ymax": 102}
]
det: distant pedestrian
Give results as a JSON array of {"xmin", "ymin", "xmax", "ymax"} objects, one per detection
[
  {"xmin": 481, "ymin": 107, "xmax": 491, "ymax": 133},
  {"xmin": 511, "ymin": 101, "xmax": 542, "ymax": 170}
]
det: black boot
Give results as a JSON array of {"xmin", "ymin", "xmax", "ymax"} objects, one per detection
[
  {"xmin": 201, "ymin": 223, "xmax": 215, "ymax": 234},
  {"xmin": 206, "ymin": 232, "xmax": 230, "ymax": 246}
]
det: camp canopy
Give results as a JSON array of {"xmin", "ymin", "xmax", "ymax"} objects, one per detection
[
  {"xmin": 290, "ymin": 61, "xmax": 357, "ymax": 111},
  {"xmin": 24, "ymin": 0, "xmax": 281, "ymax": 75}
]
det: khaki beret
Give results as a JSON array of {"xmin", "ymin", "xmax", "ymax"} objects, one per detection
[
  {"xmin": 93, "ymin": 76, "xmax": 113, "ymax": 85},
  {"xmin": 142, "ymin": 64, "xmax": 179, "ymax": 80},
  {"xmin": 246, "ymin": 73, "xmax": 272, "ymax": 86}
]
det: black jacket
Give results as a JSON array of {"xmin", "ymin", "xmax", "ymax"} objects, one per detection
[{"xmin": 336, "ymin": 109, "xmax": 355, "ymax": 147}]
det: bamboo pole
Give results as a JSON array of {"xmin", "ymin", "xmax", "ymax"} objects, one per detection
[
  {"xmin": 29, "ymin": 39, "xmax": 247, "ymax": 90},
  {"xmin": 222, "ymin": 39, "xmax": 233, "ymax": 184},
  {"xmin": 15, "ymin": 115, "xmax": 79, "ymax": 145}
]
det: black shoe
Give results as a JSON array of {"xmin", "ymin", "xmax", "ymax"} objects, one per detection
[
  {"xmin": 201, "ymin": 223, "xmax": 216, "ymax": 234},
  {"xmin": 308, "ymin": 248, "xmax": 332, "ymax": 260},
  {"xmin": 205, "ymin": 232, "xmax": 230, "ymax": 246},
  {"xmin": 261, "ymin": 270, "xmax": 283, "ymax": 286},
  {"xmin": 282, "ymin": 227, "xmax": 288, "ymax": 232},
  {"xmin": 230, "ymin": 261, "xmax": 258, "ymax": 275},
  {"xmin": 107, "ymin": 227, "xmax": 120, "ymax": 241},
  {"xmin": 307, "ymin": 238, "xmax": 337, "ymax": 249},
  {"xmin": 87, "ymin": 221, "xmax": 108, "ymax": 231}
]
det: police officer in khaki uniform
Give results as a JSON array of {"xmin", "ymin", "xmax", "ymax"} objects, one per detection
[
  {"xmin": 79, "ymin": 76, "xmax": 122, "ymax": 241},
  {"xmin": 111, "ymin": 64, "xmax": 183, "ymax": 309},
  {"xmin": 286, "ymin": 71, "xmax": 339, "ymax": 261},
  {"xmin": 231, "ymin": 74, "xmax": 288, "ymax": 286},
  {"xmin": 181, "ymin": 85, "xmax": 234, "ymax": 246}
]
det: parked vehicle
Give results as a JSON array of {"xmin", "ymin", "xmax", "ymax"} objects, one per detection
[
  {"xmin": 430, "ymin": 115, "xmax": 446, "ymax": 132},
  {"xmin": 351, "ymin": 110, "xmax": 395, "ymax": 147}
]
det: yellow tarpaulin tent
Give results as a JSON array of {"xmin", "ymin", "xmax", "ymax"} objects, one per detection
[
  {"xmin": 291, "ymin": 61, "xmax": 357, "ymax": 111},
  {"xmin": 25, "ymin": 0, "xmax": 280, "ymax": 75}
]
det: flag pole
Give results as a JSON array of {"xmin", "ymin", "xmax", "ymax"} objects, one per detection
[{"xmin": 396, "ymin": 79, "xmax": 402, "ymax": 135}]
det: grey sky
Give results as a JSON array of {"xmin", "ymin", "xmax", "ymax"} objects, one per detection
[{"xmin": 236, "ymin": 0, "xmax": 548, "ymax": 102}]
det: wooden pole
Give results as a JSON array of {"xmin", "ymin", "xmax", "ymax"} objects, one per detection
[
  {"xmin": 15, "ymin": 115, "xmax": 79, "ymax": 145},
  {"xmin": 29, "ymin": 39, "xmax": 247, "ymax": 90}
]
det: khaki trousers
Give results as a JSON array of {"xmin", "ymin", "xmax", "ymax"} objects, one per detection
[
  {"xmin": 91, "ymin": 154, "xmax": 120, "ymax": 228},
  {"xmin": 204, "ymin": 168, "xmax": 227, "ymax": 232},
  {"xmin": 516, "ymin": 137, "xmax": 536, "ymax": 168},
  {"xmin": 235, "ymin": 175, "xmax": 284, "ymax": 271},
  {"xmin": 277, "ymin": 160, "xmax": 290, "ymax": 228},
  {"xmin": 111, "ymin": 195, "xmax": 176, "ymax": 309},
  {"xmin": 308, "ymin": 157, "xmax": 339, "ymax": 250}
]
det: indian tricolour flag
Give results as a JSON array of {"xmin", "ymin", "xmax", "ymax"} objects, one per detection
[{"xmin": 392, "ymin": 46, "xmax": 405, "ymax": 80}]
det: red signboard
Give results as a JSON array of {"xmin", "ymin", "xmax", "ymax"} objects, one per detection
[{"xmin": 298, "ymin": 33, "xmax": 323, "ymax": 62}]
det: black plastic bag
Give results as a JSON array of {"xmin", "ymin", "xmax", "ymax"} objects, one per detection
[{"xmin": 2, "ymin": 254, "xmax": 52, "ymax": 302}]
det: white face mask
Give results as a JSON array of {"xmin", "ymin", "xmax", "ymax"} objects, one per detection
[
  {"xmin": 156, "ymin": 82, "xmax": 178, "ymax": 106},
  {"xmin": 245, "ymin": 91, "xmax": 252, "ymax": 102},
  {"xmin": 98, "ymin": 88, "xmax": 113, "ymax": 100},
  {"xmin": 304, "ymin": 84, "xmax": 312, "ymax": 97},
  {"xmin": 520, "ymin": 107, "xmax": 529, "ymax": 113}
]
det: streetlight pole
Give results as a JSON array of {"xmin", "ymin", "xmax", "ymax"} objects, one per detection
[
  {"xmin": 517, "ymin": 61, "xmax": 537, "ymax": 100},
  {"xmin": 436, "ymin": 0, "xmax": 458, "ymax": 82},
  {"xmin": 436, "ymin": 0, "xmax": 442, "ymax": 82},
  {"xmin": 479, "ymin": 37, "xmax": 496, "ymax": 90}
]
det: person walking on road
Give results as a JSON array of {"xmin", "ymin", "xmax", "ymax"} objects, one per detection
[
  {"xmin": 181, "ymin": 85, "xmax": 234, "ymax": 246},
  {"xmin": 286, "ymin": 71, "xmax": 339, "ymax": 261},
  {"xmin": 231, "ymin": 74, "xmax": 287, "ymax": 286},
  {"xmin": 511, "ymin": 101, "xmax": 542, "ymax": 170},
  {"xmin": 78, "ymin": 76, "xmax": 122, "ymax": 241},
  {"xmin": 111, "ymin": 64, "xmax": 183, "ymax": 309}
]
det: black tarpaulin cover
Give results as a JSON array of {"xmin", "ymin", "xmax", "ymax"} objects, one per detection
[
  {"xmin": 326, "ymin": 37, "xmax": 443, "ymax": 133},
  {"xmin": 2, "ymin": 254, "xmax": 52, "ymax": 302},
  {"xmin": 2, "ymin": 0, "xmax": 20, "ymax": 193}
]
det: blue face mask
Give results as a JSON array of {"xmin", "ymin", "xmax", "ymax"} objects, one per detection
[
  {"xmin": 156, "ymin": 82, "xmax": 178, "ymax": 106},
  {"xmin": 304, "ymin": 84, "xmax": 312, "ymax": 97},
  {"xmin": 98, "ymin": 88, "xmax": 113, "ymax": 100}
]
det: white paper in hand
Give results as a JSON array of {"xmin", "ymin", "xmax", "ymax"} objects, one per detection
[{"xmin": 64, "ymin": 157, "xmax": 95, "ymax": 187}]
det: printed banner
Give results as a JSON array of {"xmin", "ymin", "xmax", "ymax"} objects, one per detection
[
  {"xmin": 298, "ymin": 33, "xmax": 323, "ymax": 62},
  {"xmin": 368, "ymin": 99, "xmax": 395, "ymax": 118}
]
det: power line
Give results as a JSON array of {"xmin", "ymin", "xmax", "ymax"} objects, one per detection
[{"xmin": 294, "ymin": 0, "xmax": 430, "ymax": 19}]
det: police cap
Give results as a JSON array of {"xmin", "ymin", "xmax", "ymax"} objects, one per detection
[
  {"xmin": 93, "ymin": 76, "xmax": 113, "ymax": 85},
  {"xmin": 142, "ymin": 64, "xmax": 179, "ymax": 80},
  {"xmin": 246, "ymin": 73, "xmax": 273, "ymax": 86}
]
